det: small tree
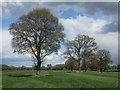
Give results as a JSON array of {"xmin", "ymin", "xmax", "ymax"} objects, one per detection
[
  {"xmin": 53, "ymin": 64, "xmax": 65, "ymax": 70},
  {"xmin": 63, "ymin": 34, "xmax": 97, "ymax": 70},
  {"xmin": 88, "ymin": 53, "xmax": 99, "ymax": 71},
  {"xmin": 2, "ymin": 64, "xmax": 10, "ymax": 70},
  {"xmin": 41, "ymin": 66, "xmax": 46, "ymax": 70},
  {"xmin": 9, "ymin": 8, "xmax": 65, "ymax": 75},
  {"xmin": 47, "ymin": 64, "xmax": 52, "ymax": 70},
  {"xmin": 81, "ymin": 52, "xmax": 94, "ymax": 72},
  {"xmin": 65, "ymin": 57, "xmax": 75, "ymax": 71},
  {"xmin": 97, "ymin": 49, "xmax": 112, "ymax": 72}
]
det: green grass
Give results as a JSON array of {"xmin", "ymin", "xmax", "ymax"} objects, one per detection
[
  {"xmin": 0, "ymin": 70, "xmax": 2, "ymax": 89},
  {"xmin": 2, "ymin": 70, "xmax": 119, "ymax": 88}
]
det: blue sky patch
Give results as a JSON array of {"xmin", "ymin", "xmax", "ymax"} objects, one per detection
[
  {"xmin": 60, "ymin": 8, "xmax": 85, "ymax": 19},
  {"xmin": 2, "ymin": 17, "xmax": 18, "ymax": 30}
]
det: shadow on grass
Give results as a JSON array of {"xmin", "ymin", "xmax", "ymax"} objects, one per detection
[
  {"xmin": 8, "ymin": 75, "xmax": 32, "ymax": 77},
  {"xmin": 8, "ymin": 74, "xmax": 53, "ymax": 77},
  {"xmin": 66, "ymin": 72, "xmax": 72, "ymax": 73},
  {"xmin": 45, "ymin": 74, "xmax": 53, "ymax": 76}
]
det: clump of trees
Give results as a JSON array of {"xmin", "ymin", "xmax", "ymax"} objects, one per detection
[
  {"xmin": 63, "ymin": 35, "xmax": 97, "ymax": 71},
  {"xmin": 63, "ymin": 34, "xmax": 112, "ymax": 72},
  {"xmin": 2, "ymin": 64, "xmax": 119, "ymax": 72}
]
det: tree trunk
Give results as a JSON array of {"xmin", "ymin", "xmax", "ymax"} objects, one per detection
[
  {"xmin": 100, "ymin": 68, "xmax": 103, "ymax": 72},
  {"xmin": 90, "ymin": 68, "xmax": 92, "ymax": 71},
  {"xmin": 104, "ymin": 68, "xmax": 106, "ymax": 71},
  {"xmin": 96, "ymin": 68, "xmax": 98, "ymax": 71},
  {"xmin": 103, "ymin": 68, "xmax": 106, "ymax": 72},
  {"xmin": 70, "ymin": 66, "xmax": 73, "ymax": 71},
  {"xmin": 36, "ymin": 59, "xmax": 41, "ymax": 76},
  {"xmin": 78, "ymin": 61, "xmax": 81, "ymax": 71},
  {"xmin": 36, "ymin": 69, "xmax": 40, "ymax": 75}
]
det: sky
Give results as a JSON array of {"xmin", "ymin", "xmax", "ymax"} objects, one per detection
[{"xmin": 1, "ymin": 2, "xmax": 119, "ymax": 67}]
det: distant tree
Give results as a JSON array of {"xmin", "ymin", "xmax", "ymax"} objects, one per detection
[
  {"xmin": 65, "ymin": 57, "xmax": 74, "ymax": 71},
  {"xmin": 81, "ymin": 58, "xmax": 89, "ymax": 72},
  {"xmin": 65, "ymin": 57, "xmax": 78, "ymax": 71},
  {"xmin": 88, "ymin": 53, "xmax": 99, "ymax": 71},
  {"xmin": 53, "ymin": 64, "xmax": 65, "ymax": 70},
  {"xmin": 10, "ymin": 66, "xmax": 17, "ymax": 70},
  {"xmin": 117, "ymin": 65, "xmax": 120, "ymax": 69},
  {"xmin": 0, "ymin": 65, "xmax": 2, "ymax": 70},
  {"xmin": 97, "ymin": 49, "xmax": 112, "ymax": 72},
  {"xmin": 47, "ymin": 64, "xmax": 52, "ymax": 70},
  {"xmin": 20, "ymin": 65, "xmax": 26, "ymax": 70},
  {"xmin": 81, "ymin": 52, "xmax": 92, "ymax": 72},
  {"xmin": 111, "ymin": 65, "xmax": 117, "ymax": 70},
  {"xmin": 41, "ymin": 66, "xmax": 46, "ymax": 70},
  {"xmin": 2, "ymin": 64, "xmax": 10, "ymax": 70},
  {"xmin": 9, "ymin": 8, "xmax": 65, "ymax": 75},
  {"xmin": 63, "ymin": 35, "xmax": 97, "ymax": 70}
]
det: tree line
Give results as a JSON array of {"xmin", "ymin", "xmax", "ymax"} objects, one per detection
[
  {"xmin": 1, "ymin": 64, "xmax": 120, "ymax": 72},
  {"xmin": 1, "ymin": 64, "xmax": 32, "ymax": 70}
]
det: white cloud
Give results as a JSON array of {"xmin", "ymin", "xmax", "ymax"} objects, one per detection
[
  {"xmin": 2, "ymin": 0, "xmax": 119, "ymax": 2},
  {"xmin": 94, "ymin": 32, "xmax": 118, "ymax": 64},
  {"xmin": 2, "ymin": 2, "xmax": 117, "ymax": 33},
  {"xmin": 60, "ymin": 15, "xmax": 108, "ymax": 40},
  {"xmin": 44, "ymin": 51, "xmax": 65, "ymax": 66},
  {"xmin": 1, "ymin": 30, "xmax": 34, "ymax": 67},
  {"xmin": 1, "ymin": 30, "xmax": 28, "ymax": 59},
  {"xmin": 2, "ymin": 2, "xmax": 117, "ymax": 18}
]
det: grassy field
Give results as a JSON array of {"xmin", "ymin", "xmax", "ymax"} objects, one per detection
[
  {"xmin": 2, "ymin": 70, "xmax": 119, "ymax": 88},
  {"xmin": 0, "ymin": 71, "xmax": 2, "ymax": 89}
]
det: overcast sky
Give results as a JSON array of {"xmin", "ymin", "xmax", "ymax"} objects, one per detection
[{"xmin": 1, "ymin": 2, "xmax": 118, "ymax": 67}]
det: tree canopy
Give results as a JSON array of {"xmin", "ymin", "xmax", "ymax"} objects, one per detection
[
  {"xmin": 63, "ymin": 34, "xmax": 97, "ymax": 70},
  {"xmin": 97, "ymin": 49, "xmax": 112, "ymax": 71},
  {"xmin": 9, "ymin": 8, "xmax": 65, "ymax": 75}
]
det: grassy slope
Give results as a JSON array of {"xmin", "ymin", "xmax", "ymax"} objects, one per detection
[{"xmin": 2, "ymin": 70, "xmax": 118, "ymax": 88}]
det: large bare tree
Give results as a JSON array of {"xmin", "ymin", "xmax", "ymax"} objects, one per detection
[
  {"xmin": 63, "ymin": 34, "xmax": 97, "ymax": 70},
  {"xmin": 9, "ymin": 8, "xmax": 65, "ymax": 75}
]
